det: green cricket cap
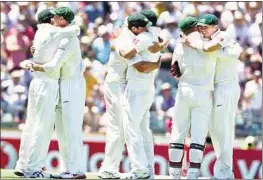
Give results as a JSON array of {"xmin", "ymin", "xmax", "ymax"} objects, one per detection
[
  {"xmin": 197, "ymin": 14, "xmax": 218, "ymax": 26},
  {"xmin": 178, "ymin": 16, "xmax": 198, "ymax": 32},
  {"xmin": 140, "ymin": 9, "xmax": 157, "ymax": 26},
  {"xmin": 127, "ymin": 13, "xmax": 152, "ymax": 28},
  {"xmin": 52, "ymin": 7, "xmax": 75, "ymax": 23},
  {"xmin": 37, "ymin": 9, "xmax": 54, "ymax": 24}
]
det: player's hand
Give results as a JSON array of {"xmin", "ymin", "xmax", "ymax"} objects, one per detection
[
  {"xmin": 148, "ymin": 41, "xmax": 161, "ymax": 53},
  {"xmin": 30, "ymin": 46, "xmax": 35, "ymax": 55}
]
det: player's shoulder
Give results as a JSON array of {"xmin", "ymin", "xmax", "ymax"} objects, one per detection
[{"xmin": 137, "ymin": 31, "xmax": 153, "ymax": 40}]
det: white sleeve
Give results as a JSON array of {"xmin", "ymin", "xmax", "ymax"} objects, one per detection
[
  {"xmin": 43, "ymin": 38, "xmax": 71, "ymax": 73},
  {"xmin": 134, "ymin": 33, "xmax": 153, "ymax": 52},
  {"xmin": 51, "ymin": 25, "xmax": 80, "ymax": 39},
  {"xmin": 159, "ymin": 29, "xmax": 172, "ymax": 42},
  {"xmin": 217, "ymin": 41, "xmax": 242, "ymax": 59},
  {"xmin": 172, "ymin": 42, "xmax": 182, "ymax": 64}
]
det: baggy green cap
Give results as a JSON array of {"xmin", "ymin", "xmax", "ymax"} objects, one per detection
[
  {"xmin": 140, "ymin": 9, "xmax": 158, "ymax": 26},
  {"xmin": 197, "ymin": 14, "xmax": 218, "ymax": 26},
  {"xmin": 127, "ymin": 13, "xmax": 152, "ymax": 28},
  {"xmin": 37, "ymin": 9, "xmax": 54, "ymax": 24},
  {"xmin": 52, "ymin": 7, "xmax": 75, "ymax": 23},
  {"xmin": 178, "ymin": 16, "xmax": 198, "ymax": 32}
]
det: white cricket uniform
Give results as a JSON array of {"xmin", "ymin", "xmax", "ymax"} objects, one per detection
[
  {"xmin": 41, "ymin": 34, "xmax": 85, "ymax": 174},
  {"xmin": 169, "ymin": 32, "xmax": 216, "ymax": 176},
  {"xmin": 16, "ymin": 24, "xmax": 79, "ymax": 173},
  {"xmin": 123, "ymin": 30, "xmax": 161, "ymax": 174},
  {"xmin": 208, "ymin": 30, "xmax": 242, "ymax": 179},
  {"xmin": 99, "ymin": 28, "xmax": 130, "ymax": 173}
]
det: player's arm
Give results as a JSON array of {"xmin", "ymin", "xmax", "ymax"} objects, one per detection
[
  {"xmin": 119, "ymin": 35, "xmax": 160, "ymax": 58},
  {"xmin": 133, "ymin": 59, "xmax": 161, "ymax": 73},
  {"xmin": 51, "ymin": 25, "xmax": 80, "ymax": 39},
  {"xmin": 125, "ymin": 54, "xmax": 161, "ymax": 73},
  {"xmin": 217, "ymin": 41, "xmax": 242, "ymax": 59},
  {"xmin": 31, "ymin": 38, "xmax": 71, "ymax": 72},
  {"xmin": 185, "ymin": 37, "xmax": 222, "ymax": 52},
  {"xmin": 148, "ymin": 29, "xmax": 172, "ymax": 53}
]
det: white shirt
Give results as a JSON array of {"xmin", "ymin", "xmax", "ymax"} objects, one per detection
[
  {"xmin": 126, "ymin": 31, "xmax": 160, "ymax": 82},
  {"xmin": 43, "ymin": 36, "xmax": 84, "ymax": 80},
  {"xmin": 33, "ymin": 24, "xmax": 80, "ymax": 79},
  {"xmin": 105, "ymin": 27, "xmax": 130, "ymax": 83},
  {"xmin": 172, "ymin": 32, "xmax": 216, "ymax": 92},
  {"xmin": 211, "ymin": 30, "xmax": 242, "ymax": 86},
  {"xmin": 244, "ymin": 79, "xmax": 262, "ymax": 110}
]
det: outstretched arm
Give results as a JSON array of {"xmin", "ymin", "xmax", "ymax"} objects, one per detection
[
  {"xmin": 32, "ymin": 37, "xmax": 71, "ymax": 73},
  {"xmin": 185, "ymin": 37, "xmax": 222, "ymax": 52}
]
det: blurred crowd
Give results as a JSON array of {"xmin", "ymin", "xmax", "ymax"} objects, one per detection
[{"xmin": 1, "ymin": 2, "xmax": 262, "ymax": 138}]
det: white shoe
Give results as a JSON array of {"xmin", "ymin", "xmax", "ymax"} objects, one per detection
[
  {"xmin": 169, "ymin": 168, "xmax": 181, "ymax": 179},
  {"xmin": 24, "ymin": 171, "xmax": 52, "ymax": 178},
  {"xmin": 125, "ymin": 170, "xmax": 151, "ymax": 179},
  {"xmin": 186, "ymin": 169, "xmax": 200, "ymax": 179},
  {"xmin": 98, "ymin": 170, "xmax": 120, "ymax": 179}
]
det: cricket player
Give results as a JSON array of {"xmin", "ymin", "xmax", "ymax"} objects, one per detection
[
  {"xmin": 117, "ymin": 13, "xmax": 165, "ymax": 179},
  {"xmin": 99, "ymin": 13, "xmax": 164, "ymax": 179},
  {"xmin": 98, "ymin": 22, "xmax": 129, "ymax": 179},
  {"xmin": 169, "ymin": 17, "xmax": 217, "ymax": 179},
  {"xmin": 136, "ymin": 10, "xmax": 171, "ymax": 178},
  {"xmin": 193, "ymin": 14, "xmax": 241, "ymax": 179},
  {"xmin": 25, "ymin": 7, "xmax": 86, "ymax": 179},
  {"xmin": 14, "ymin": 9, "xmax": 80, "ymax": 178}
]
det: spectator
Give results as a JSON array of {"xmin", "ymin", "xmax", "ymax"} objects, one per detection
[
  {"xmin": 8, "ymin": 85, "xmax": 27, "ymax": 123},
  {"xmin": 83, "ymin": 58, "xmax": 99, "ymax": 99},
  {"xmin": 84, "ymin": 2, "xmax": 104, "ymax": 23},
  {"xmin": 91, "ymin": 25, "xmax": 111, "ymax": 64},
  {"xmin": 5, "ymin": 69, "xmax": 25, "ymax": 96},
  {"xmin": 243, "ymin": 70, "xmax": 262, "ymax": 119},
  {"xmin": 155, "ymin": 83, "xmax": 175, "ymax": 118},
  {"xmin": 5, "ymin": 26, "xmax": 30, "ymax": 68}
]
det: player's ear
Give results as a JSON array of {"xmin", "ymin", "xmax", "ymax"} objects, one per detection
[{"xmin": 131, "ymin": 26, "xmax": 137, "ymax": 33}]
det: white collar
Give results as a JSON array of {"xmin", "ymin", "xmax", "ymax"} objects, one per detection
[{"xmin": 211, "ymin": 28, "xmax": 221, "ymax": 39}]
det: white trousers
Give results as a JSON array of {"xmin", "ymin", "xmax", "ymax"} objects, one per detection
[
  {"xmin": 20, "ymin": 77, "xmax": 59, "ymax": 172},
  {"xmin": 100, "ymin": 81, "xmax": 126, "ymax": 172},
  {"xmin": 209, "ymin": 82, "xmax": 240, "ymax": 179},
  {"xmin": 123, "ymin": 80, "xmax": 155, "ymax": 173},
  {"xmin": 55, "ymin": 76, "xmax": 86, "ymax": 174},
  {"xmin": 169, "ymin": 87, "xmax": 212, "ymax": 167}
]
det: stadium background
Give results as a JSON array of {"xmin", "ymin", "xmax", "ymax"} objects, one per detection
[{"xmin": 0, "ymin": 1, "xmax": 262, "ymax": 179}]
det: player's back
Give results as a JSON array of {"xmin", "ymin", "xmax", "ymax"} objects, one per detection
[
  {"xmin": 126, "ymin": 31, "xmax": 159, "ymax": 82},
  {"xmin": 174, "ymin": 32, "xmax": 216, "ymax": 92},
  {"xmin": 105, "ymin": 27, "xmax": 130, "ymax": 83},
  {"xmin": 33, "ymin": 24, "xmax": 62, "ymax": 64}
]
